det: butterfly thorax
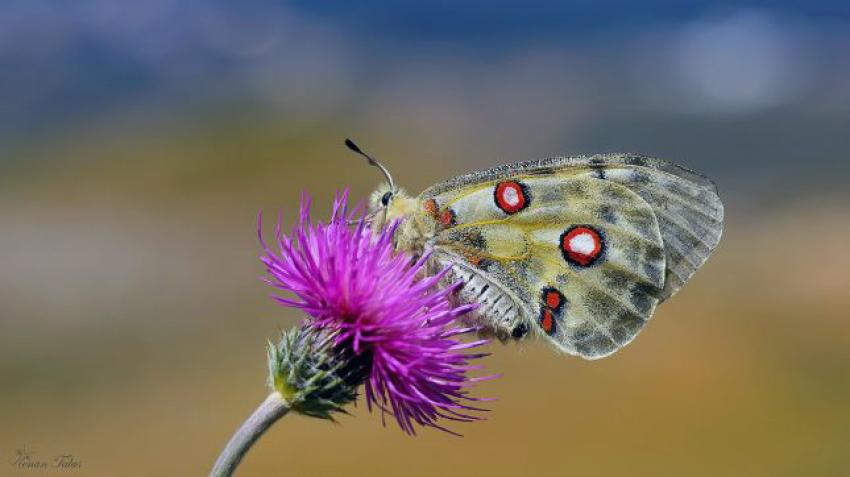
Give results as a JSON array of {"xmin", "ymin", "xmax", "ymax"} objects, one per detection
[
  {"xmin": 369, "ymin": 189, "xmax": 434, "ymax": 255},
  {"xmin": 391, "ymin": 195, "xmax": 436, "ymax": 254}
]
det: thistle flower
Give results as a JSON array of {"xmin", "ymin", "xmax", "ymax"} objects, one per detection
[{"xmin": 259, "ymin": 191, "xmax": 493, "ymax": 435}]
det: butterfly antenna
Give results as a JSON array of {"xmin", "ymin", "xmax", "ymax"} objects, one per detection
[{"xmin": 345, "ymin": 138, "xmax": 396, "ymax": 191}]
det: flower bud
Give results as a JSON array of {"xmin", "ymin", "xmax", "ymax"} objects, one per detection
[{"xmin": 267, "ymin": 324, "xmax": 367, "ymax": 420}]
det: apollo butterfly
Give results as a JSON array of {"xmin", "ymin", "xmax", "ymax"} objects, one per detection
[{"xmin": 346, "ymin": 139, "xmax": 724, "ymax": 359}]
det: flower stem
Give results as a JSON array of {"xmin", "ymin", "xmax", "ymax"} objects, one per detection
[{"xmin": 210, "ymin": 392, "xmax": 291, "ymax": 477}]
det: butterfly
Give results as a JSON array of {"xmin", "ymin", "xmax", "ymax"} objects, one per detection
[{"xmin": 347, "ymin": 139, "xmax": 724, "ymax": 359}]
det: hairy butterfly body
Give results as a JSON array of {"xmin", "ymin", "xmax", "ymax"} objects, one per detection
[{"xmin": 359, "ymin": 146, "xmax": 724, "ymax": 359}]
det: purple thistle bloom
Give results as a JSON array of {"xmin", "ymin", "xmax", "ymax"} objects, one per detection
[{"xmin": 258, "ymin": 191, "xmax": 495, "ymax": 435}]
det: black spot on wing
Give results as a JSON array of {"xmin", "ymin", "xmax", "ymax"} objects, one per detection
[
  {"xmin": 587, "ymin": 162, "xmax": 607, "ymax": 180},
  {"xmin": 446, "ymin": 229, "xmax": 487, "ymax": 252},
  {"xmin": 511, "ymin": 323, "xmax": 529, "ymax": 339},
  {"xmin": 477, "ymin": 258, "xmax": 494, "ymax": 271},
  {"xmin": 468, "ymin": 230, "xmax": 487, "ymax": 250}
]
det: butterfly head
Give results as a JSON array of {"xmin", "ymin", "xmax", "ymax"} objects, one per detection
[
  {"xmin": 370, "ymin": 182, "xmax": 395, "ymax": 211},
  {"xmin": 368, "ymin": 183, "xmax": 416, "ymax": 231}
]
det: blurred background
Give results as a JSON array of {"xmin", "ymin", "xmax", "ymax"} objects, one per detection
[{"xmin": 2, "ymin": 1, "xmax": 849, "ymax": 476}]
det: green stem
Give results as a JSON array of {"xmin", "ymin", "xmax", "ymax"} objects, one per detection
[{"xmin": 210, "ymin": 392, "xmax": 290, "ymax": 477}]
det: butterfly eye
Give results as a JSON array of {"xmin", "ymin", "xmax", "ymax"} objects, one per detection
[{"xmin": 380, "ymin": 191, "xmax": 393, "ymax": 206}]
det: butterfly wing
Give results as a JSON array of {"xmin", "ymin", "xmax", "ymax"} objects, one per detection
[{"xmin": 419, "ymin": 154, "xmax": 723, "ymax": 359}]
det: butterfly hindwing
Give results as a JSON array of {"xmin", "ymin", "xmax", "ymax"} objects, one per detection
[
  {"xmin": 426, "ymin": 175, "xmax": 666, "ymax": 358},
  {"xmin": 418, "ymin": 154, "xmax": 722, "ymax": 358}
]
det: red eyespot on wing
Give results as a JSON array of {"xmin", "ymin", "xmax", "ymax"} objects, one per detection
[
  {"xmin": 540, "ymin": 308, "xmax": 555, "ymax": 335},
  {"xmin": 439, "ymin": 208, "xmax": 457, "ymax": 227},
  {"xmin": 423, "ymin": 198, "xmax": 439, "ymax": 218},
  {"xmin": 494, "ymin": 181, "xmax": 529, "ymax": 214},
  {"xmin": 544, "ymin": 289, "xmax": 564, "ymax": 311},
  {"xmin": 560, "ymin": 225, "xmax": 605, "ymax": 267}
]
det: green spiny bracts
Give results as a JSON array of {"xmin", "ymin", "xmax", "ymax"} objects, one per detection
[{"xmin": 267, "ymin": 324, "xmax": 369, "ymax": 420}]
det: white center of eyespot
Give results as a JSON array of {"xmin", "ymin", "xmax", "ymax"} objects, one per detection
[
  {"xmin": 502, "ymin": 186, "xmax": 520, "ymax": 206},
  {"xmin": 569, "ymin": 233, "xmax": 596, "ymax": 255}
]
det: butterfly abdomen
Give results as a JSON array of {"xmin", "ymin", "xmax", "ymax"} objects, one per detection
[{"xmin": 432, "ymin": 251, "xmax": 529, "ymax": 341}]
